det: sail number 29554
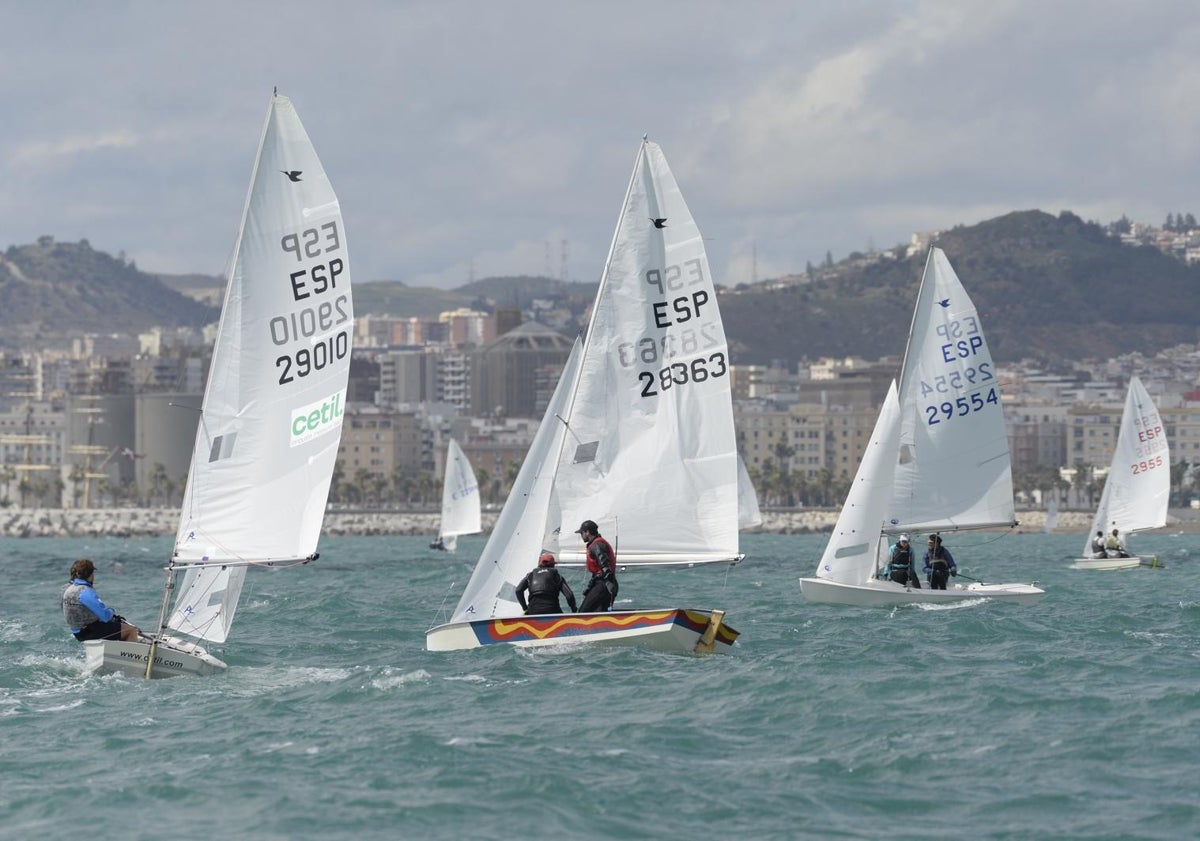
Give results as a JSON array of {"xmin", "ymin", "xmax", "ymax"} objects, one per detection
[
  {"xmin": 924, "ymin": 387, "xmax": 999, "ymax": 424},
  {"xmin": 638, "ymin": 352, "xmax": 727, "ymax": 397}
]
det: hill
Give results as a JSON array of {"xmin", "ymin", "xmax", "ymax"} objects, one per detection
[
  {"xmin": 717, "ymin": 210, "xmax": 1200, "ymax": 365},
  {"xmin": 6, "ymin": 211, "xmax": 1197, "ymax": 366},
  {"xmin": 0, "ymin": 237, "xmax": 217, "ymax": 345}
]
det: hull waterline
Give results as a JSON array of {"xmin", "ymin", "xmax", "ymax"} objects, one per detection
[
  {"xmin": 83, "ymin": 636, "xmax": 227, "ymax": 679},
  {"xmin": 426, "ymin": 608, "xmax": 738, "ymax": 653},
  {"xmin": 799, "ymin": 576, "xmax": 1045, "ymax": 607}
]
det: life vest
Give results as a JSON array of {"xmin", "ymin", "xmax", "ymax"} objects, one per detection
[
  {"xmin": 585, "ymin": 536, "xmax": 616, "ymax": 578},
  {"xmin": 928, "ymin": 548, "xmax": 950, "ymax": 569},
  {"xmin": 527, "ymin": 566, "xmax": 562, "ymax": 598},
  {"xmin": 60, "ymin": 581, "xmax": 100, "ymax": 631},
  {"xmin": 890, "ymin": 545, "xmax": 913, "ymax": 570}
]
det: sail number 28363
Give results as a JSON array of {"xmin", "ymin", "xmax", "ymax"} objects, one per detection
[
  {"xmin": 638, "ymin": 352, "xmax": 727, "ymax": 397},
  {"xmin": 924, "ymin": 387, "xmax": 999, "ymax": 425}
]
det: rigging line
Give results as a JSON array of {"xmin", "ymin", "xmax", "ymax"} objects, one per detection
[{"xmin": 428, "ymin": 579, "xmax": 459, "ymax": 629}]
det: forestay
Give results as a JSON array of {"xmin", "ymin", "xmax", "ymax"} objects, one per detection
[
  {"xmin": 1082, "ymin": 375, "xmax": 1169, "ymax": 555},
  {"xmin": 889, "ymin": 247, "xmax": 1015, "ymax": 535},
  {"xmin": 167, "ymin": 94, "xmax": 353, "ymax": 643},
  {"xmin": 549, "ymin": 140, "xmax": 739, "ymax": 566}
]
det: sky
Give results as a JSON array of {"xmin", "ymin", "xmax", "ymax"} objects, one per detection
[{"xmin": 4, "ymin": 1, "xmax": 1200, "ymax": 290}]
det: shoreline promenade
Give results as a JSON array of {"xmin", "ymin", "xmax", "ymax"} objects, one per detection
[{"xmin": 4, "ymin": 506, "xmax": 1196, "ymax": 538}]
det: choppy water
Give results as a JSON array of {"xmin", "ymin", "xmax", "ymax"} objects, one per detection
[{"xmin": 2, "ymin": 531, "xmax": 1198, "ymax": 840}]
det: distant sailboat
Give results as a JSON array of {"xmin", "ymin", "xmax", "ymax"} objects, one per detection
[
  {"xmin": 1070, "ymin": 375, "xmax": 1169, "ymax": 570},
  {"xmin": 799, "ymin": 248, "xmax": 1044, "ymax": 607},
  {"xmin": 737, "ymin": 455, "xmax": 764, "ymax": 531},
  {"xmin": 430, "ymin": 438, "xmax": 480, "ymax": 552},
  {"xmin": 84, "ymin": 92, "xmax": 353, "ymax": 677},
  {"xmin": 1043, "ymin": 494, "xmax": 1059, "ymax": 534}
]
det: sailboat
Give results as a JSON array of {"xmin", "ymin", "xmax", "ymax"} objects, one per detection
[
  {"xmin": 426, "ymin": 139, "xmax": 739, "ymax": 653},
  {"xmin": 1070, "ymin": 375, "xmax": 1169, "ymax": 570},
  {"xmin": 737, "ymin": 454, "xmax": 764, "ymax": 531},
  {"xmin": 430, "ymin": 437, "xmax": 481, "ymax": 552},
  {"xmin": 799, "ymin": 247, "xmax": 1044, "ymax": 607},
  {"xmin": 84, "ymin": 92, "xmax": 353, "ymax": 677}
]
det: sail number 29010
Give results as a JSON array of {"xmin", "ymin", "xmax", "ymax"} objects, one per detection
[{"xmin": 638, "ymin": 352, "xmax": 727, "ymax": 397}]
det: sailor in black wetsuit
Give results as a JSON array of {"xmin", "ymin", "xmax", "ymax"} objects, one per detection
[{"xmin": 515, "ymin": 552, "xmax": 577, "ymax": 615}]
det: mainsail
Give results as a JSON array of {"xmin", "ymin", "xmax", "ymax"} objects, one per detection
[
  {"xmin": 167, "ymin": 93, "xmax": 353, "ymax": 643},
  {"xmin": 889, "ymin": 247, "xmax": 1015, "ymax": 534},
  {"xmin": 549, "ymin": 140, "xmax": 740, "ymax": 566}
]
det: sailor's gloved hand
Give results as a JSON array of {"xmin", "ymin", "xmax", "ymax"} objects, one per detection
[{"xmin": 950, "ymin": 569, "xmax": 957, "ymax": 576}]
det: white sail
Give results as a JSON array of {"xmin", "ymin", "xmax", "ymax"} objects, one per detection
[
  {"xmin": 167, "ymin": 93, "xmax": 352, "ymax": 643},
  {"xmin": 451, "ymin": 339, "xmax": 583, "ymax": 623},
  {"xmin": 1082, "ymin": 375, "xmax": 1169, "ymax": 555},
  {"xmin": 550, "ymin": 140, "xmax": 740, "ymax": 566},
  {"xmin": 736, "ymin": 454, "xmax": 763, "ymax": 530},
  {"xmin": 815, "ymin": 382, "xmax": 901, "ymax": 585},
  {"xmin": 889, "ymin": 247, "xmax": 1015, "ymax": 534},
  {"xmin": 436, "ymin": 438, "xmax": 481, "ymax": 552},
  {"xmin": 1044, "ymin": 495, "xmax": 1059, "ymax": 533}
]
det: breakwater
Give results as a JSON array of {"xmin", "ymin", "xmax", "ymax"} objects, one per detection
[{"xmin": 0, "ymin": 506, "xmax": 1113, "ymax": 538}]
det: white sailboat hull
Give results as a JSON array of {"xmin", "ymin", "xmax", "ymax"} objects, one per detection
[
  {"xmin": 83, "ymin": 636, "xmax": 228, "ymax": 679},
  {"xmin": 426, "ymin": 608, "xmax": 738, "ymax": 654},
  {"xmin": 799, "ymin": 576, "xmax": 1045, "ymax": 607},
  {"xmin": 1069, "ymin": 555, "xmax": 1164, "ymax": 571}
]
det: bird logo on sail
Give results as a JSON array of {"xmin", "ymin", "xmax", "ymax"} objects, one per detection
[
  {"xmin": 937, "ymin": 298, "xmax": 951, "ymax": 307},
  {"xmin": 651, "ymin": 217, "xmax": 667, "ymax": 228},
  {"xmin": 280, "ymin": 170, "xmax": 303, "ymax": 182}
]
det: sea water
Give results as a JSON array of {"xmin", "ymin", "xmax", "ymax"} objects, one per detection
[{"xmin": 2, "ymin": 531, "xmax": 1198, "ymax": 841}]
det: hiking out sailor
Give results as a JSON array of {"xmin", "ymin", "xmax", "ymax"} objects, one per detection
[
  {"xmin": 880, "ymin": 534, "xmax": 920, "ymax": 588},
  {"xmin": 575, "ymin": 519, "xmax": 618, "ymax": 612},
  {"xmin": 515, "ymin": 552, "xmax": 577, "ymax": 615},
  {"xmin": 923, "ymin": 534, "xmax": 958, "ymax": 590},
  {"xmin": 60, "ymin": 558, "xmax": 141, "ymax": 643}
]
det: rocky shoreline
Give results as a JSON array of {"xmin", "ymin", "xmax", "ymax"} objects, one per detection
[{"xmin": 3, "ymin": 505, "xmax": 1188, "ymax": 539}]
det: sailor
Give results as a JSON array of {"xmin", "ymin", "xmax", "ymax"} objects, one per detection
[
  {"xmin": 1090, "ymin": 530, "xmax": 1107, "ymax": 559},
  {"xmin": 881, "ymin": 534, "xmax": 920, "ymax": 588},
  {"xmin": 515, "ymin": 552, "xmax": 577, "ymax": 615},
  {"xmin": 922, "ymin": 534, "xmax": 958, "ymax": 589},
  {"xmin": 60, "ymin": 558, "xmax": 141, "ymax": 642},
  {"xmin": 1106, "ymin": 528, "xmax": 1130, "ymax": 558},
  {"xmin": 576, "ymin": 520, "xmax": 619, "ymax": 612}
]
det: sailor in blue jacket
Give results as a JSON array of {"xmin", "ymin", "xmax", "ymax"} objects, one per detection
[
  {"xmin": 60, "ymin": 558, "xmax": 141, "ymax": 642},
  {"xmin": 922, "ymin": 534, "xmax": 958, "ymax": 590}
]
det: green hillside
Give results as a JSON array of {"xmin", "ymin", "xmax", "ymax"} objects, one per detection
[{"xmin": 0, "ymin": 237, "xmax": 217, "ymax": 344}]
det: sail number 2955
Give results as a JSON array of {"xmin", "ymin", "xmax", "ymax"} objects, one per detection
[
  {"xmin": 924, "ymin": 387, "xmax": 999, "ymax": 425},
  {"xmin": 638, "ymin": 352, "xmax": 727, "ymax": 397}
]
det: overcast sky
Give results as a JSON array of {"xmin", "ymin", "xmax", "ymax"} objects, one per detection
[{"xmin": 4, "ymin": 1, "xmax": 1199, "ymax": 290}]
